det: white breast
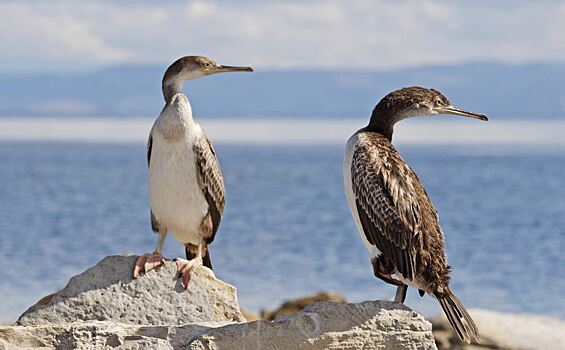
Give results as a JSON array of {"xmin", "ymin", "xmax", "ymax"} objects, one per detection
[
  {"xmin": 343, "ymin": 133, "xmax": 381, "ymax": 258},
  {"xmin": 148, "ymin": 94, "xmax": 208, "ymax": 245}
]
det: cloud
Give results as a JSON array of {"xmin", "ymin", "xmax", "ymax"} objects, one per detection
[
  {"xmin": 1, "ymin": 0, "xmax": 565, "ymax": 72},
  {"xmin": 0, "ymin": 2, "xmax": 131, "ymax": 71}
]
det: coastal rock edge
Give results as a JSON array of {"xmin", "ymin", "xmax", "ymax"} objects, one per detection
[
  {"xmin": 2, "ymin": 302, "xmax": 436, "ymax": 350},
  {"xmin": 3, "ymin": 255, "xmax": 437, "ymax": 349}
]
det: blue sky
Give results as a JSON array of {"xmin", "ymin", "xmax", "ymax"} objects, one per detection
[{"xmin": 1, "ymin": 0, "xmax": 564, "ymax": 73}]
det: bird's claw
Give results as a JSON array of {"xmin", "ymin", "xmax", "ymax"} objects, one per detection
[
  {"xmin": 133, "ymin": 253, "xmax": 165, "ymax": 278},
  {"xmin": 174, "ymin": 258, "xmax": 203, "ymax": 289}
]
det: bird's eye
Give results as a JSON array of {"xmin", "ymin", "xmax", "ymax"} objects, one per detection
[
  {"xmin": 435, "ymin": 97, "xmax": 443, "ymax": 106},
  {"xmin": 204, "ymin": 62, "xmax": 212, "ymax": 68}
]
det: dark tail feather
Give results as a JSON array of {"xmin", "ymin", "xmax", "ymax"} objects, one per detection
[
  {"xmin": 435, "ymin": 288, "xmax": 480, "ymax": 344},
  {"xmin": 202, "ymin": 249, "xmax": 213, "ymax": 270},
  {"xmin": 185, "ymin": 245, "xmax": 213, "ymax": 270}
]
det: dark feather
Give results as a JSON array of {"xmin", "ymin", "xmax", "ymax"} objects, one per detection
[
  {"xmin": 147, "ymin": 132, "xmax": 160, "ymax": 233},
  {"xmin": 194, "ymin": 135, "xmax": 225, "ymax": 244},
  {"xmin": 147, "ymin": 132, "xmax": 153, "ymax": 167},
  {"xmin": 150, "ymin": 211, "xmax": 159, "ymax": 233},
  {"xmin": 435, "ymin": 289, "xmax": 480, "ymax": 343},
  {"xmin": 351, "ymin": 135, "xmax": 422, "ymax": 280}
]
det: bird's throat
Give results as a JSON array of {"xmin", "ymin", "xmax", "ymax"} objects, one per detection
[{"xmin": 162, "ymin": 78, "xmax": 184, "ymax": 103}]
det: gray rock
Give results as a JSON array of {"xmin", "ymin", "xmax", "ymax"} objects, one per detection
[
  {"xmin": 2, "ymin": 301, "xmax": 437, "ymax": 350},
  {"xmin": 189, "ymin": 300, "xmax": 437, "ymax": 350},
  {"xmin": 17, "ymin": 255, "xmax": 245, "ymax": 326}
]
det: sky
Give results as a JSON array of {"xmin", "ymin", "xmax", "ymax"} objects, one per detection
[{"xmin": 1, "ymin": 0, "xmax": 565, "ymax": 73}]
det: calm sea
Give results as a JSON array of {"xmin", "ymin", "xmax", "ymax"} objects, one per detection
[{"xmin": 0, "ymin": 141, "xmax": 564, "ymax": 322}]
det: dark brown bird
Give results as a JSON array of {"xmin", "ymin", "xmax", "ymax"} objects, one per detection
[{"xmin": 343, "ymin": 86, "xmax": 487, "ymax": 343}]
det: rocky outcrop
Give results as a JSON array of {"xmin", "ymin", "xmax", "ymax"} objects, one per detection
[
  {"xmin": 431, "ymin": 309, "xmax": 565, "ymax": 350},
  {"xmin": 190, "ymin": 300, "xmax": 436, "ymax": 350},
  {"xmin": 2, "ymin": 255, "xmax": 438, "ymax": 349},
  {"xmin": 17, "ymin": 255, "xmax": 245, "ymax": 326},
  {"xmin": 260, "ymin": 291, "xmax": 347, "ymax": 320},
  {"xmin": 2, "ymin": 301, "xmax": 437, "ymax": 350}
]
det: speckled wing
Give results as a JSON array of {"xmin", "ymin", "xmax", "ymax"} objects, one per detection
[
  {"xmin": 351, "ymin": 133, "xmax": 440, "ymax": 280},
  {"xmin": 194, "ymin": 134, "xmax": 225, "ymax": 244}
]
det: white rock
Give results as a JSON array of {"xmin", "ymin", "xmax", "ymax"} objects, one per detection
[
  {"xmin": 2, "ymin": 301, "xmax": 437, "ymax": 350},
  {"xmin": 16, "ymin": 255, "xmax": 245, "ymax": 326},
  {"xmin": 188, "ymin": 300, "xmax": 437, "ymax": 350},
  {"xmin": 6, "ymin": 255, "xmax": 438, "ymax": 349}
]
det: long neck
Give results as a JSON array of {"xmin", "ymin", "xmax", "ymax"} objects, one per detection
[
  {"xmin": 365, "ymin": 107, "xmax": 396, "ymax": 141},
  {"xmin": 162, "ymin": 76, "xmax": 185, "ymax": 103}
]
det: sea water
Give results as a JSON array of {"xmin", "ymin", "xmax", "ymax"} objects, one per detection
[{"xmin": 0, "ymin": 142, "xmax": 564, "ymax": 322}]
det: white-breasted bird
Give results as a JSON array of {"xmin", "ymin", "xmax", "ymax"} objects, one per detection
[
  {"xmin": 133, "ymin": 55, "xmax": 253, "ymax": 288},
  {"xmin": 344, "ymin": 87, "xmax": 487, "ymax": 343}
]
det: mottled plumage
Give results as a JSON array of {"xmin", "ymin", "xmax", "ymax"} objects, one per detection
[
  {"xmin": 193, "ymin": 136, "xmax": 225, "ymax": 244},
  {"xmin": 344, "ymin": 87, "xmax": 487, "ymax": 343},
  {"xmin": 351, "ymin": 132, "xmax": 447, "ymax": 291},
  {"xmin": 351, "ymin": 132, "xmax": 448, "ymax": 289}
]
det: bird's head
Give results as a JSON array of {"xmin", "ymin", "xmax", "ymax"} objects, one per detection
[
  {"xmin": 371, "ymin": 86, "xmax": 488, "ymax": 124},
  {"xmin": 162, "ymin": 55, "xmax": 253, "ymax": 102},
  {"xmin": 164, "ymin": 56, "xmax": 253, "ymax": 82}
]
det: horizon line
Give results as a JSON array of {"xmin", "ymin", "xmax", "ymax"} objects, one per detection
[{"xmin": 1, "ymin": 117, "xmax": 565, "ymax": 146}]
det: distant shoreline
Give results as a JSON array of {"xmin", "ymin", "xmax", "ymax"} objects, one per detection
[{"xmin": 1, "ymin": 117, "xmax": 565, "ymax": 145}]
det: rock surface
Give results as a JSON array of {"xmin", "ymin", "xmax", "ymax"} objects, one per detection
[
  {"xmin": 431, "ymin": 309, "xmax": 565, "ymax": 350},
  {"xmin": 17, "ymin": 255, "xmax": 245, "ymax": 326},
  {"xmin": 190, "ymin": 301, "xmax": 437, "ymax": 350},
  {"xmin": 3, "ymin": 255, "xmax": 439, "ymax": 349},
  {"xmin": 2, "ymin": 301, "xmax": 437, "ymax": 350}
]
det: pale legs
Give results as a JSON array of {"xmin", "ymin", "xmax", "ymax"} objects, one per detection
[
  {"xmin": 133, "ymin": 229, "xmax": 167, "ymax": 278},
  {"xmin": 174, "ymin": 241, "xmax": 205, "ymax": 289}
]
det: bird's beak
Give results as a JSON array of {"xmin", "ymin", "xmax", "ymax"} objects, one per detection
[
  {"xmin": 215, "ymin": 65, "xmax": 254, "ymax": 73},
  {"xmin": 434, "ymin": 105, "xmax": 488, "ymax": 121}
]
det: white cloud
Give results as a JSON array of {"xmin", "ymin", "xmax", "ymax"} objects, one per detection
[
  {"xmin": 1, "ymin": 0, "xmax": 564, "ymax": 72},
  {"xmin": 0, "ymin": 2, "xmax": 131, "ymax": 71}
]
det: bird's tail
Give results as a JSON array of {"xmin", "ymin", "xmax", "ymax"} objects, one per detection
[
  {"xmin": 435, "ymin": 288, "xmax": 480, "ymax": 344},
  {"xmin": 202, "ymin": 249, "xmax": 213, "ymax": 270},
  {"xmin": 185, "ymin": 244, "xmax": 213, "ymax": 270}
]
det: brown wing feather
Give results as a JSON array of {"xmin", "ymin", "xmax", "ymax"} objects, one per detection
[
  {"xmin": 194, "ymin": 135, "xmax": 225, "ymax": 244},
  {"xmin": 351, "ymin": 132, "xmax": 443, "ymax": 280}
]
